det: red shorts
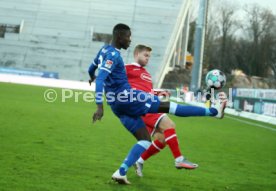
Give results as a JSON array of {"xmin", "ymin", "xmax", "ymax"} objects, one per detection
[{"xmin": 141, "ymin": 113, "xmax": 166, "ymax": 136}]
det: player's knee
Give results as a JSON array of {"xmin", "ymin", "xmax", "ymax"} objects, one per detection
[
  {"xmin": 137, "ymin": 140, "xmax": 151, "ymax": 149},
  {"xmin": 158, "ymin": 137, "xmax": 166, "ymax": 145},
  {"xmin": 168, "ymin": 120, "xmax": 176, "ymax": 129},
  {"xmin": 153, "ymin": 132, "xmax": 166, "ymax": 145},
  {"xmin": 159, "ymin": 116, "xmax": 175, "ymax": 130},
  {"xmin": 157, "ymin": 135, "xmax": 165, "ymax": 144}
]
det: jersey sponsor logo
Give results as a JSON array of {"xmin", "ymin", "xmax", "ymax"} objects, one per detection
[
  {"xmin": 140, "ymin": 73, "xmax": 152, "ymax": 82},
  {"xmin": 105, "ymin": 60, "xmax": 113, "ymax": 68}
]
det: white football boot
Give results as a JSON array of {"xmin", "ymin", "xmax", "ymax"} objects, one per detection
[
  {"xmin": 133, "ymin": 162, "xmax": 143, "ymax": 177},
  {"xmin": 111, "ymin": 169, "xmax": 131, "ymax": 185}
]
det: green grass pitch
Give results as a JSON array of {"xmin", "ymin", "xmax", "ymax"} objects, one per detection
[{"xmin": 0, "ymin": 82, "xmax": 275, "ymax": 191}]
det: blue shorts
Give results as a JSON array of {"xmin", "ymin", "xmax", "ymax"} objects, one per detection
[{"xmin": 110, "ymin": 89, "xmax": 161, "ymax": 134}]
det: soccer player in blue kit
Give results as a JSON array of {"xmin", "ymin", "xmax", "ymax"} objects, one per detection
[{"xmin": 88, "ymin": 23, "xmax": 227, "ymax": 184}]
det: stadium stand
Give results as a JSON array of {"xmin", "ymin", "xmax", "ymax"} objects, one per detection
[{"xmin": 0, "ymin": 0, "xmax": 191, "ymax": 87}]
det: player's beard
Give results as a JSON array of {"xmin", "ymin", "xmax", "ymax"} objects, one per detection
[{"xmin": 139, "ymin": 61, "xmax": 147, "ymax": 67}]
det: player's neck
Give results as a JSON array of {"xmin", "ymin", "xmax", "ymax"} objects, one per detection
[
  {"xmin": 134, "ymin": 62, "xmax": 144, "ymax": 67},
  {"xmin": 111, "ymin": 41, "xmax": 121, "ymax": 50}
]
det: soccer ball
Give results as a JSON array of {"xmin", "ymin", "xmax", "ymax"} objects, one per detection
[{"xmin": 205, "ymin": 69, "xmax": 226, "ymax": 90}]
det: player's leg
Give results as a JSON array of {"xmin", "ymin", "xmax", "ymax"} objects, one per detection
[
  {"xmin": 111, "ymin": 115, "xmax": 151, "ymax": 184},
  {"xmin": 158, "ymin": 115, "xmax": 198, "ymax": 169},
  {"xmin": 138, "ymin": 131, "xmax": 166, "ymax": 163},
  {"xmin": 135, "ymin": 114, "xmax": 198, "ymax": 177},
  {"xmin": 148, "ymin": 94, "xmax": 227, "ymax": 119},
  {"xmin": 124, "ymin": 89, "xmax": 226, "ymax": 118},
  {"xmin": 111, "ymin": 91, "xmax": 161, "ymax": 183},
  {"xmin": 135, "ymin": 131, "xmax": 166, "ymax": 177},
  {"xmin": 138, "ymin": 114, "xmax": 167, "ymax": 161},
  {"xmin": 134, "ymin": 114, "xmax": 166, "ymax": 176}
]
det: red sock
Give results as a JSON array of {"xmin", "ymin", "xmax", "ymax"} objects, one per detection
[
  {"xmin": 141, "ymin": 139, "xmax": 165, "ymax": 161},
  {"xmin": 164, "ymin": 128, "xmax": 182, "ymax": 159}
]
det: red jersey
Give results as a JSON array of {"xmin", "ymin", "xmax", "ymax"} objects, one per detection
[{"xmin": 125, "ymin": 63, "xmax": 153, "ymax": 93}]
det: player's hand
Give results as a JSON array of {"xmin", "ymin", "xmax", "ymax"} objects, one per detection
[
  {"xmin": 92, "ymin": 104, "xmax": 104, "ymax": 123},
  {"xmin": 89, "ymin": 76, "xmax": 96, "ymax": 86}
]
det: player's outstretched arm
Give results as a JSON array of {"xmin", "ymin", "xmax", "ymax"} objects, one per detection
[
  {"xmin": 92, "ymin": 62, "xmax": 111, "ymax": 123},
  {"xmin": 92, "ymin": 53, "xmax": 118, "ymax": 123}
]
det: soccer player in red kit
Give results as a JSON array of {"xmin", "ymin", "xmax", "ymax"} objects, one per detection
[{"xmin": 125, "ymin": 44, "xmax": 198, "ymax": 177}]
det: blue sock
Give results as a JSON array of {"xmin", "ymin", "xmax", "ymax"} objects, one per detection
[
  {"xmin": 119, "ymin": 140, "xmax": 150, "ymax": 176},
  {"xmin": 169, "ymin": 102, "xmax": 217, "ymax": 116}
]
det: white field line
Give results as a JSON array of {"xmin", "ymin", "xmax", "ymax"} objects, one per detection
[{"xmin": 225, "ymin": 115, "xmax": 276, "ymax": 132}]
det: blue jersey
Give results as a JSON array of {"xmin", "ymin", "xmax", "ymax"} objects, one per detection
[
  {"xmin": 88, "ymin": 45, "xmax": 161, "ymax": 134},
  {"xmin": 88, "ymin": 45, "xmax": 131, "ymax": 104}
]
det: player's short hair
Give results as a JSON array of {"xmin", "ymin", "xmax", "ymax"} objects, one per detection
[
  {"xmin": 134, "ymin": 44, "xmax": 152, "ymax": 56},
  {"xmin": 113, "ymin": 23, "xmax": 130, "ymax": 36}
]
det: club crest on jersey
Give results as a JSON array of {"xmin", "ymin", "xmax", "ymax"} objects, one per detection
[
  {"xmin": 140, "ymin": 73, "xmax": 152, "ymax": 82},
  {"xmin": 105, "ymin": 60, "xmax": 113, "ymax": 68}
]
